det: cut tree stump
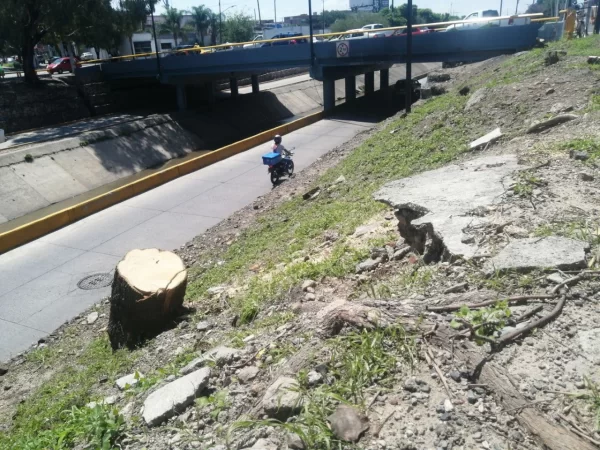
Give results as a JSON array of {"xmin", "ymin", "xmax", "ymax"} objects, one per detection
[{"xmin": 108, "ymin": 248, "xmax": 187, "ymax": 349}]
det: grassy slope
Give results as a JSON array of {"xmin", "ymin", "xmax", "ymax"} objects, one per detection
[{"xmin": 2, "ymin": 35, "xmax": 600, "ymax": 449}]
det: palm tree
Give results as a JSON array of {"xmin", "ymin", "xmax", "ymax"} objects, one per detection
[
  {"xmin": 161, "ymin": 7, "xmax": 185, "ymax": 47},
  {"xmin": 190, "ymin": 5, "xmax": 212, "ymax": 46},
  {"xmin": 208, "ymin": 12, "xmax": 219, "ymax": 45},
  {"xmin": 119, "ymin": 0, "xmax": 150, "ymax": 54}
]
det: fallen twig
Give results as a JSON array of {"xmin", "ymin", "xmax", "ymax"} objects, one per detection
[
  {"xmin": 373, "ymin": 410, "xmax": 395, "ymax": 437},
  {"xmin": 558, "ymin": 414, "xmax": 600, "ymax": 447},
  {"xmin": 515, "ymin": 305, "xmax": 544, "ymax": 323},
  {"xmin": 428, "ymin": 294, "xmax": 556, "ymax": 313},
  {"xmin": 496, "ymin": 296, "xmax": 566, "ymax": 346},
  {"xmin": 424, "ymin": 343, "xmax": 454, "ymax": 399},
  {"xmin": 503, "ymin": 398, "xmax": 553, "ymax": 413}
]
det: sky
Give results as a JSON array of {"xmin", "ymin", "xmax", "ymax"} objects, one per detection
[{"xmin": 156, "ymin": 0, "xmax": 533, "ymax": 22}]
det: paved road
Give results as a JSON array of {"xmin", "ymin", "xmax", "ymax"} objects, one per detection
[{"xmin": 0, "ymin": 116, "xmax": 373, "ymax": 362}]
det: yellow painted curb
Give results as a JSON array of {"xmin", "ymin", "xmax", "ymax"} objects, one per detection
[{"xmin": 0, "ymin": 111, "xmax": 324, "ymax": 255}]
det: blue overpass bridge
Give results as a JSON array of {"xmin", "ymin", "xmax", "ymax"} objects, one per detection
[{"xmin": 78, "ymin": 23, "xmax": 544, "ymax": 111}]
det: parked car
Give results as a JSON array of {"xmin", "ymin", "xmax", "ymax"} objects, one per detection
[
  {"xmin": 243, "ymin": 35, "xmax": 264, "ymax": 49},
  {"xmin": 389, "ymin": 27, "xmax": 435, "ymax": 36},
  {"xmin": 329, "ymin": 29, "xmax": 367, "ymax": 41},
  {"xmin": 80, "ymin": 52, "xmax": 94, "ymax": 61},
  {"xmin": 362, "ymin": 23, "xmax": 395, "ymax": 38},
  {"xmin": 46, "ymin": 56, "xmax": 80, "ymax": 74},
  {"xmin": 445, "ymin": 10, "xmax": 530, "ymax": 31},
  {"xmin": 261, "ymin": 33, "xmax": 307, "ymax": 47}
]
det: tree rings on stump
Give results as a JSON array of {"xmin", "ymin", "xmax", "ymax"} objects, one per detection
[{"xmin": 108, "ymin": 248, "xmax": 187, "ymax": 349}]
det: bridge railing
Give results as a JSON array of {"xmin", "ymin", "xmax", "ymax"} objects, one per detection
[{"xmin": 72, "ymin": 12, "xmax": 545, "ymax": 69}]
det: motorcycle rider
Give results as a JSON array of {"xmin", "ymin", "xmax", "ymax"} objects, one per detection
[{"xmin": 272, "ymin": 135, "xmax": 293, "ymax": 157}]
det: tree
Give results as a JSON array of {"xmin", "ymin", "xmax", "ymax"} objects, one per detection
[
  {"xmin": 208, "ymin": 12, "xmax": 219, "ymax": 45},
  {"xmin": 190, "ymin": 5, "xmax": 212, "ymax": 46},
  {"xmin": 118, "ymin": 0, "xmax": 151, "ymax": 54},
  {"xmin": 161, "ymin": 7, "xmax": 185, "ymax": 47},
  {"xmin": 330, "ymin": 12, "xmax": 388, "ymax": 32},
  {"xmin": 380, "ymin": 8, "xmax": 407, "ymax": 26},
  {"xmin": 77, "ymin": 0, "xmax": 122, "ymax": 58},
  {"xmin": 526, "ymin": 0, "xmax": 554, "ymax": 15},
  {"xmin": 222, "ymin": 12, "xmax": 254, "ymax": 43}
]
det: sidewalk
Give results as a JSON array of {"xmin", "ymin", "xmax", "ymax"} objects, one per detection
[{"xmin": 0, "ymin": 116, "xmax": 373, "ymax": 362}]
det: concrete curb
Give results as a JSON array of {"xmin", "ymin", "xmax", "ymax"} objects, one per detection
[{"xmin": 0, "ymin": 111, "xmax": 324, "ymax": 255}]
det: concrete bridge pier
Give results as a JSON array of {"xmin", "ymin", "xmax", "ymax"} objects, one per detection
[
  {"xmin": 365, "ymin": 72, "xmax": 375, "ymax": 95},
  {"xmin": 251, "ymin": 75, "xmax": 260, "ymax": 94},
  {"xmin": 345, "ymin": 76, "xmax": 356, "ymax": 103},
  {"xmin": 230, "ymin": 78, "xmax": 239, "ymax": 98},
  {"xmin": 380, "ymin": 69, "xmax": 389, "ymax": 90},
  {"xmin": 323, "ymin": 78, "xmax": 335, "ymax": 113},
  {"xmin": 206, "ymin": 81, "xmax": 216, "ymax": 106},
  {"xmin": 176, "ymin": 85, "xmax": 187, "ymax": 111}
]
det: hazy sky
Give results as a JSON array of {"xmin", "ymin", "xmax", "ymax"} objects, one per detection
[{"xmin": 158, "ymin": 0, "xmax": 531, "ymax": 22}]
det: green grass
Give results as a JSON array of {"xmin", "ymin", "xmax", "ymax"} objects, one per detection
[
  {"xmin": 0, "ymin": 337, "xmax": 136, "ymax": 449},
  {"xmin": 559, "ymin": 137, "xmax": 600, "ymax": 162},
  {"xmin": 535, "ymin": 219, "xmax": 600, "ymax": 248},
  {"xmin": 233, "ymin": 325, "xmax": 416, "ymax": 449},
  {"xmin": 187, "ymin": 93, "xmax": 472, "ymax": 322}
]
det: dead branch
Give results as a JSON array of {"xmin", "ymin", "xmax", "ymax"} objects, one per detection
[
  {"xmin": 424, "ymin": 343, "xmax": 454, "ymax": 399},
  {"xmin": 558, "ymin": 414, "xmax": 600, "ymax": 447},
  {"xmin": 427, "ymin": 294, "xmax": 557, "ymax": 313},
  {"xmin": 515, "ymin": 305, "xmax": 544, "ymax": 323},
  {"xmin": 496, "ymin": 296, "xmax": 566, "ymax": 347}
]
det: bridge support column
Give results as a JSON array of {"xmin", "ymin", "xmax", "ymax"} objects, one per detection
[
  {"xmin": 176, "ymin": 85, "xmax": 187, "ymax": 111},
  {"xmin": 380, "ymin": 69, "xmax": 389, "ymax": 90},
  {"xmin": 251, "ymin": 75, "xmax": 260, "ymax": 94},
  {"xmin": 205, "ymin": 81, "xmax": 215, "ymax": 106},
  {"xmin": 323, "ymin": 78, "xmax": 335, "ymax": 113},
  {"xmin": 345, "ymin": 76, "xmax": 356, "ymax": 103},
  {"xmin": 230, "ymin": 78, "xmax": 239, "ymax": 98},
  {"xmin": 365, "ymin": 72, "xmax": 375, "ymax": 95}
]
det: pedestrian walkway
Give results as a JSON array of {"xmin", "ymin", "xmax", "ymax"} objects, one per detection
[{"xmin": 0, "ymin": 116, "xmax": 373, "ymax": 362}]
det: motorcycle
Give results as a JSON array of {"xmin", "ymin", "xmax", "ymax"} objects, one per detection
[{"xmin": 262, "ymin": 150, "xmax": 295, "ymax": 185}]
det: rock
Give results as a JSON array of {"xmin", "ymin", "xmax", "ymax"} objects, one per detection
[
  {"xmin": 429, "ymin": 72, "xmax": 451, "ymax": 83},
  {"xmin": 355, "ymin": 258, "xmax": 382, "ymax": 274},
  {"xmin": 459, "ymin": 86, "xmax": 470, "ymax": 96},
  {"xmin": 449, "ymin": 371, "xmax": 461, "ymax": 382},
  {"xmin": 207, "ymin": 285, "xmax": 227, "ymax": 296},
  {"xmin": 262, "ymin": 376, "xmax": 303, "ymax": 419},
  {"xmin": 303, "ymin": 187, "xmax": 321, "ymax": 200},
  {"xmin": 87, "ymin": 311, "xmax": 99, "ymax": 324},
  {"xmin": 287, "ymin": 432, "xmax": 306, "ymax": 449},
  {"xmin": 248, "ymin": 438, "xmax": 279, "ymax": 450},
  {"xmin": 374, "ymin": 155, "xmax": 520, "ymax": 260},
  {"xmin": 404, "ymin": 379, "xmax": 419, "ymax": 392},
  {"xmin": 302, "ymin": 280, "xmax": 316, "ymax": 291},
  {"xmin": 307, "ymin": 370, "xmax": 323, "ymax": 386},
  {"xmin": 393, "ymin": 246, "xmax": 412, "ymax": 261},
  {"xmin": 180, "ymin": 346, "xmax": 240, "ymax": 375},
  {"xmin": 444, "ymin": 282, "xmax": 468, "ymax": 294},
  {"xmin": 485, "ymin": 236, "xmax": 587, "ymax": 273},
  {"xmin": 527, "ymin": 114, "xmax": 578, "ymax": 133},
  {"xmin": 238, "ymin": 366, "xmax": 260, "ymax": 383},
  {"xmin": 334, "ymin": 175, "xmax": 347, "ymax": 184},
  {"xmin": 103, "ymin": 395, "xmax": 117, "ymax": 405},
  {"xmin": 116, "ymin": 372, "xmax": 144, "ymax": 390},
  {"xmin": 143, "ymin": 367, "xmax": 210, "ymax": 426},
  {"xmin": 575, "ymin": 380, "xmax": 586, "ymax": 389},
  {"xmin": 570, "ymin": 150, "xmax": 589, "ymax": 161},
  {"xmin": 588, "ymin": 56, "xmax": 600, "ymax": 64},
  {"xmin": 119, "ymin": 402, "xmax": 134, "ymax": 419},
  {"xmin": 509, "ymin": 430, "xmax": 524, "ymax": 442},
  {"xmin": 465, "ymin": 88, "xmax": 487, "ymax": 111},
  {"xmin": 469, "ymin": 128, "xmax": 502, "ymax": 150},
  {"xmin": 579, "ymin": 328, "xmax": 600, "ymax": 364},
  {"xmin": 166, "ymin": 374, "xmax": 176, "ymax": 382},
  {"xmin": 354, "ymin": 224, "xmax": 378, "ymax": 237},
  {"xmin": 546, "ymin": 88, "xmax": 555, "ymax": 95},
  {"xmin": 546, "ymin": 273, "xmax": 565, "ymax": 284},
  {"xmin": 328, "ymin": 405, "xmax": 369, "ymax": 442},
  {"xmin": 544, "ymin": 50, "xmax": 559, "ymax": 66},
  {"xmin": 304, "ymin": 293, "xmax": 316, "ymax": 301},
  {"xmin": 0, "ymin": 366, "xmax": 7, "ymax": 376},
  {"xmin": 444, "ymin": 399, "xmax": 454, "ymax": 412},
  {"xmin": 579, "ymin": 172, "xmax": 594, "ymax": 182},
  {"xmin": 196, "ymin": 321, "xmax": 212, "ymax": 331},
  {"xmin": 420, "ymin": 86, "xmax": 432, "ymax": 99},
  {"xmin": 550, "ymin": 103, "xmax": 574, "ymax": 114},
  {"xmin": 467, "ymin": 390, "xmax": 479, "ymax": 404}
]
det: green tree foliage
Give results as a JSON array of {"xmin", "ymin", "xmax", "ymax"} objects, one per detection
[
  {"xmin": 118, "ymin": 0, "xmax": 151, "ymax": 54},
  {"xmin": 526, "ymin": 0, "xmax": 555, "ymax": 15},
  {"xmin": 190, "ymin": 5, "xmax": 212, "ymax": 45},
  {"xmin": 223, "ymin": 12, "xmax": 254, "ymax": 43},
  {"xmin": 209, "ymin": 12, "xmax": 220, "ymax": 45},
  {"xmin": 330, "ymin": 12, "xmax": 389, "ymax": 32},
  {"xmin": 160, "ymin": 7, "xmax": 185, "ymax": 47}
]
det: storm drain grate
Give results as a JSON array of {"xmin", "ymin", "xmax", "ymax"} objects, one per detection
[{"xmin": 77, "ymin": 272, "xmax": 113, "ymax": 290}]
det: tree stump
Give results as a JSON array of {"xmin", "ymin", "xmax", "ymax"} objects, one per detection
[{"xmin": 108, "ymin": 248, "xmax": 187, "ymax": 349}]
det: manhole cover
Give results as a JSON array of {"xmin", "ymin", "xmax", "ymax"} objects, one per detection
[{"xmin": 77, "ymin": 272, "xmax": 113, "ymax": 290}]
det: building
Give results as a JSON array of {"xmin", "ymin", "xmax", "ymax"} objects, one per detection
[{"xmin": 349, "ymin": 0, "xmax": 389, "ymax": 12}]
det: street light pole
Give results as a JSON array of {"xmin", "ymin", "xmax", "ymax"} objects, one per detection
[
  {"xmin": 150, "ymin": 1, "xmax": 162, "ymax": 81},
  {"xmin": 274, "ymin": 0, "xmax": 277, "ymax": 24},
  {"xmin": 308, "ymin": 0, "xmax": 314, "ymax": 65},
  {"xmin": 219, "ymin": 0, "xmax": 223, "ymax": 43},
  {"xmin": 322, "ymin": 0, "xmax": 325, "ymax": 34},
  {"xmin": 405, "ymin": 0, "xmax": 412, "ymax": 113}
]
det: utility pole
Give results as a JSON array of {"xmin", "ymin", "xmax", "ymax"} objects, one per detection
[
  {"xmin": 500, "ymin": 0, "xmax": 503, "ymax": 15},
  {"xmin": 257, "ymin": 0, "xmax": 262, "ymax": 26},
  {"xmin": 322, "ymin": 0, "xmax": 325, "ymax": 34},
  {"xmin": 150, "ymin": 1, "xmax": 162, "ymax": 81},
  {"xmin": 515, "ymin": 0, "xmax": 520, "ymax": 14},
  {"xmin": 219, "ymin": 0, "xmax": 223, "ymax": 43},
  {"xmin": 308, "ymin": 0, "xmax": 315, "ymax": 65},
  {"xmin": 274, "ymin": 0, "xmax": 277, "ymax": 24},
  {"xmin": 405, "ymin": 0, "xmax": 412, "ymax": 113}
]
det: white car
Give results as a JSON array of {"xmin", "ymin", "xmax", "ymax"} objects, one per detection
[
  {"xmin": 446, "ymin": 10, "xmax": 530, "ymax": 31},
  {"xmin": 361, "ymin": 23, "xmax": 394, "ymax": 38},
  {"xmin": 80, "ymin": 52, "xmax": 94, "ymax": 61},
  {"xmin": 330, "ymin": 29, "xmax": 368, "ymax": 41},
  {"xmin": 243, "ymin": 35, "xmax": 264, "ymax": 49}
]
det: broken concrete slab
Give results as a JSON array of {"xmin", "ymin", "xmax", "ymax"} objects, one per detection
[
  {"xmin": 470, "ymin": 128, "xmax": 502, "ymax": 150},
  {"xmin": 180, "ymin": 346, "xmax": 240, "ymax": 375},
  {"xmin": 485, "ymin": 236, "xmax": 587, "ymax": 274},
  {"xmin": 374, "ymin": 155, "xmax": 520, "ymax": 260},
  {"xmin": 578, "ymin": 328, "xmax": 600, "ymax": 364},
  {"xmin": 116, "ymin": 372, "xmax": 144, "ymax": 390},
  {"xmin": 143, "ymin": 367, "xmax": 210, "ymax": 426}
]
